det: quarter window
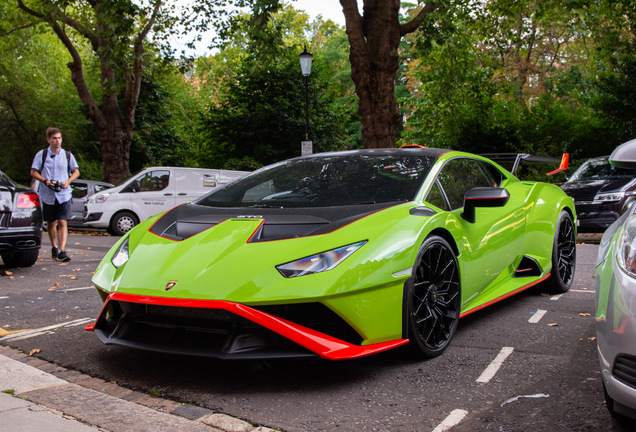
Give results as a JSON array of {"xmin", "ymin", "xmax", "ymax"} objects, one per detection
[{"xmin": 71, "ymin": 183, "xmax": 88, "ymax": 198}]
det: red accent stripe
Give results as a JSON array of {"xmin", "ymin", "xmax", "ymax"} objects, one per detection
[
  {"xmin": 459, "ymin": 274, "xmax": 551, "ymax": 318},
  {"xmin": 85, "ymin": 292, "xmax": 408, "ymax": 360}
]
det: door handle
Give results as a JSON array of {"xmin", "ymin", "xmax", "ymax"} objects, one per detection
[
  {"xmin": 178, "ymin": 193, "xmax": 187, "ymax": 196},
  {"xmin": 164, "ymin": 193, "xmax": 173, "ymax": 196}
]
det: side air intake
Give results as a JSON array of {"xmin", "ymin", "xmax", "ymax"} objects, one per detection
[{"xmin": 514, "ymin": 256, "xmax": 542, "ymax": 278}]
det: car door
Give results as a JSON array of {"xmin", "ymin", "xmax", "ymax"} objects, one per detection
[
  {"xmin": 428, "ymin": 157, "xmax": 527, "ymax": 300},
  {"xmin": 70, "ymin": 181, "xmax": 89, "ymax": 225},
  {"xmin": 129, "ymin": 169, "xmax": 176, "ymax": 222}
]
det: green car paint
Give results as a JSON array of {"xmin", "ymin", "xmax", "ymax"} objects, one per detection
[{"xmin": 90, "ymin": 149, "xmax": 576, "ymax": 357}]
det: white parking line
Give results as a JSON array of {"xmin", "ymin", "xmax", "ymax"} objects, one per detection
[
  {"xmin": 432, "ymin": 409, "xmax": 469, "ymax": 432},
  {"xmin": 570, "ymin": 289, "xmax": 595, "ymax": 293},
  {"xmin": 477, "ymin": 347, "xmax": 514, "ymax": 383},
  {"xmin": 0, "ymin": 318, "xmax": 92, "ymax": 341},
  {"xmin": 550, "ymin": 294, "xmax": 563, "ymax": 301},
  {"xmin": 529, "ymin": 309, "xmax": 547, "ymax": 323},
  {"xmin": 61, "ymin": 287, "xmax": 93, "ymax": 292}
]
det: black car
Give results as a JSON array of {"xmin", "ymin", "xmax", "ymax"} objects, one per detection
[
  {"xmin": 560, "ymin": 156, "xmax": 636, "ymax": 232},
  {"xmin": 0, "ymin": 170, "xmax": 43, "ymax": 268}
]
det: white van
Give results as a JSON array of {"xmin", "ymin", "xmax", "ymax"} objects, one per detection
[{"xmin": 83, "ymin": 167, "xmax": 248, "ymax": 235}]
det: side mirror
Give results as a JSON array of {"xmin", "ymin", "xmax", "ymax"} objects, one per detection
[
  {"xmin": 564, "ymin": 174, "xmax": 570, "ymax": 181},
  {"xmin": 461, "ymin": 187, "xmax": 510, "ymax": 224},
  {"xmin": 610, "ymin": 138, "xmax": 636, "ymax": 168}
]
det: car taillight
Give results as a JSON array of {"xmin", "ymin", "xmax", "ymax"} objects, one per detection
[{"xmin": 16, "ymin": 193, "xmax": 41, "ymax": 209}]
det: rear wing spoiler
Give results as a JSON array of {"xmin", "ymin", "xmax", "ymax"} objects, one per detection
[{"xmin": 481, "ymin": 153, "xmax": 569, "ymax": 177}]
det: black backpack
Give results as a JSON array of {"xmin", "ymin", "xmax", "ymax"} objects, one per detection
[{"xmin": 39, "ymin": 148, "xmax": 72, "ymax": 176}]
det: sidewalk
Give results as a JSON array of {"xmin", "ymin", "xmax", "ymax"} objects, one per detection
[{"xmin": 0, "ymin": 346, "xmax": 275, "ymax": 432}]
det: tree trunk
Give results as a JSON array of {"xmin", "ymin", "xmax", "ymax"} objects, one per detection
[{"xmin": 340, "ymin": 0, "xmax": 436, "ymax": 148}]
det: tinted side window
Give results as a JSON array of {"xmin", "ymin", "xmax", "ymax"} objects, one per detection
[
  {"xmin": 72, "ymin": 182, "xmax": 88, "ymax": 198},
  {"xmin": 136, "ymin": 170, "xmax": 170, "ymax": 192},
  {"xmin": 437, "ymin": 159, "xmax": 493, "ymax": 210}
]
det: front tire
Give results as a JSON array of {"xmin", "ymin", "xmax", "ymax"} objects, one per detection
[
  {"xmin": 547, "ymin": 211, "xmax": 576, "ymax": 293},
  {"xmin": 1, "ymin": 249, "xmax": 39, "ymax": 268},
  {"xmin": 110, "ymin": 212, "xmax": 138, "ymax": 236},
  {"xmin": 407, "ymin": 235, "xmax": 461, "ymax": 358}
]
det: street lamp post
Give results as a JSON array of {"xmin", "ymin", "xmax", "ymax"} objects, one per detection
[{"xmin": 299, "ymin": 46, "xmax": 313, "ymax": 154}]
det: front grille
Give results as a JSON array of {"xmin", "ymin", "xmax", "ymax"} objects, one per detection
[{"xmin": 613, "ymin": 355, "xmax": 636, "ymax": 389}]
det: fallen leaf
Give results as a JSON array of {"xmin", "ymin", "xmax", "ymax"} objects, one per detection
[
  {"xmin": 3, "ymin": 325, "xmax": 11, "ymax": 328},
  {"xmin": 589, "ymin": 337, "xmax": 597, "ymax": 341},
  {"xmin": 70, "ymin": 277, "xmax": 77, "ymax": 280},
  {"xmin": 59, "ymin": 263, "xmax": 68, "ymax": 266},
  {"xmin": 73, "ymin": 269, "xmax": 80, "ymax": 272},
  {"xmin": 569, "ymin": 317, "xmax": 575, "ymax": 319},
  {"xmin": 540, "ymin": 293, "xmax": 550, "ymax": 297},
  {"xmin": 86, "ymin": 247, "xmax": 91, "ymax": 250},
  {"xmin": 582, "ymin": 288, "xmax": 588, "ymax": 290},
  {"xmin": 54, "ymin": 282, "xmax": 61, "ymax": 286},
  {"xmin": 5, "ymin": 271, "xmax": 13, "ymax": 276},
  {"xmin": 9, "ymin": 277, "xmax": 14, "ymax": 279},
  {"xmin": 74, "ymin": 242, "xmax": 80, "ymax": 245},
  {"xmin": 41, "ymin": 268, "xmax": 47, "ymax": 270},
  {"xmin": 548, "ymin": 323, "xmax": 558, "ymax": 326},
  {"xmin": 579, "ymin": 313, "xmax": 591, "ymax": 317},
  {"xmin": 48, "ymin": 288, "xmax": 56, "ymax": 291},
  {"xmin": 28, "ymin": 348, "xmax": 41, "ymax": 356}
]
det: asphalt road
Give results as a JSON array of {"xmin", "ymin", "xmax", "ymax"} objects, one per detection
[{"xmin": 0, "ymin": 232, "xmax": 631, "ymax": 432}]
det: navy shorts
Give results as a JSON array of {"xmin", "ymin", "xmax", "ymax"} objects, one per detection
[{"xmin": 42, "ymin": 199, "xmax": 71, "ymax": 222}]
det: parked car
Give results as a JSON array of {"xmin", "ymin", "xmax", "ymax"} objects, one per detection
[
  {"xmin": 596, "ymin": 138, "xmax": 636, "ymax": 426},
  {"xmin": 32, "ymin": 179, "xmax": 114, "ymax": 229},
  {"xmin": 85, "ymin": 148, "xmax": 576, "ymax": 360},
  {"xmin": 0, "ymin": 170, "xmax": 42, "ymax": 268},
  {"xmin": 560, "ymin": 156, "xmax": 636, "ymax": 233},
  {"xmin": 83, "ymin": 167, "xmax": 248, "ymax": 236}
]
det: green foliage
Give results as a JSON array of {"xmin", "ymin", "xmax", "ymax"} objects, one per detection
[
  {"xmin": 195, "ymin": 4, "xmax": 356, "ymax": 168},
  {"xmin": 0, "ymin": 11, "xmax": 100, "ymax": 182},
  {"xmin": 400, "ymin": 0, "xmax": 624, "ymax": 179}
]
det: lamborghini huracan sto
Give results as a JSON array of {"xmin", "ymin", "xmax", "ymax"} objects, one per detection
[{"xmin": 86, "ymin": 148, "xmax": 576, "ymax": 360}]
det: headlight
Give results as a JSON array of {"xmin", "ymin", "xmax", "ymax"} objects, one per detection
[
  {"xmin": 276, "ymin": 241, "xmax": 367, "ymax": 278},
  {"xmin": 595, "ymin": 192, "xmax": 625, "ymax": 202},
  {"xmin": 88, "ymin": 193, "xmax": 110, "ymax": 204},
  {"xmin": 617, "ymin": 215, "xmax": 636, "ymax": 276},
  {"xmin": 111, "ymin": 237, "xmax": 130, "ymax": 269}
]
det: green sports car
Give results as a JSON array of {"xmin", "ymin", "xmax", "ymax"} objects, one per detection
[{"xmin": 85, "ymin": 148, "xmax": 576, "ymax": 360}]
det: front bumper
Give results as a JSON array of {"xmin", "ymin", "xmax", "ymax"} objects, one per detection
[
  {"xmin": 575, "ymin": 203, "xmax": 621, "ymax": 232},
  {"xmin": 0, "ymin": 226, "xmax": 42, "ymax": 255},
  {"xmin": 596, "ymin": 242, "xmax": 636, "ymax": 419},
  {"xmin": 85, "ymin": 292, "xmax": 408, "ymax": 360}
]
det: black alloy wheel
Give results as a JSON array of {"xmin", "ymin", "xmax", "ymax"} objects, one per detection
[
  {"xmin": 547, "ymin": 211, "xmax": 576, "ymax": 293},
  {"xmin": 407, "ymin": 235, "xmax": 461, "ymax": 358}
]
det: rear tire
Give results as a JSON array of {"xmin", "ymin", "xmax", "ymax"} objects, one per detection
[
  {"xmin": 110, "ymin": 212, "xmax": 138, "ymax": 236},
  {"xmin": 546, "ymin": 211, "xmax": 576, "ymax": 293},
  {"xmin": 1, "ymin": 249, "xmax": 39, "ymax": 268}
]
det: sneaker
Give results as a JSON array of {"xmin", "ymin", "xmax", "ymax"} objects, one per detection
[
  {"xmin": 57, "ymin": 250, "xmax": 71, "ymax": 262},
  {"xmin": 51, "ymin": 247, "xmax": 59, "ymax": 260}
]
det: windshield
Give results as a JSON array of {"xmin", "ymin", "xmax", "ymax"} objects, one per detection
[
  {"xmin": 568, "ymin": 157, "xmax": 636, "ymax": 181},
  {"xmin": 195, "ymin": 154, "xmax": 435, "ymax": 208}
]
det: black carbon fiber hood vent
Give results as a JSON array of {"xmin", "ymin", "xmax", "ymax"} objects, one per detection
[{"xmin": 150, "ymin": 201, "xmax": 404, "ymax": 242}]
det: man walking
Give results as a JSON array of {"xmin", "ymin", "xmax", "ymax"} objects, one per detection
[{"xmin": 30, "ymin": 127, "xmax": 80, "ymax": 262}]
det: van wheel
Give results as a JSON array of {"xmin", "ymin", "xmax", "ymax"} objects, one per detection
[{"xmin": 110, "ymin": 212, "xmax": 138, "ymax": 236}]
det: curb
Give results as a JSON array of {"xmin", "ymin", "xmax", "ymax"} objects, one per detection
[{"xmin": 0, "ymin": 345, "xmax": 278, "ymax": 432}]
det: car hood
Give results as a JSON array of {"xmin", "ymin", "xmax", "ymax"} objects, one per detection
[
  {"xmin": 560, "ymin": 178, "xmax": 636, "ymax": 200},
  {"xmin": 95, "ymin": 201, "xmax": 423, "ymax": 304}
]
